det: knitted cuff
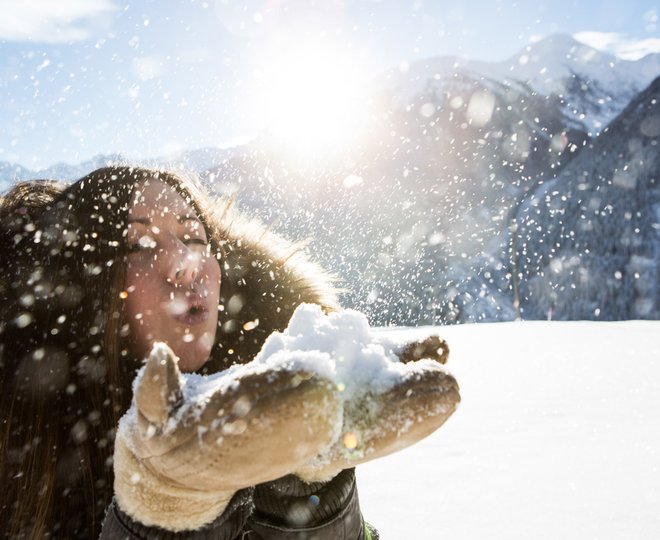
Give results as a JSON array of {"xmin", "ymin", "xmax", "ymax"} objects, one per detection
[
  {"xmin": 252, "ymin": 468, "xmax": 356, "ymax": 528},
  {"xmin": 100, "ymin": 489, "xmax": 254, "ymax": 540},
  {"xmin": 112, "ymin": 432, "xmax": 237, "ymax": 531}
]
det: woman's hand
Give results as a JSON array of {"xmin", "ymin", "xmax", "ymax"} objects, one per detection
[
  {"xmin": 295, "ymin": 335, "xmax": 460, "ymax": 482},
  {"xmin": 113, "ymin": 342, "xmax": 342, "ymax": 532}
]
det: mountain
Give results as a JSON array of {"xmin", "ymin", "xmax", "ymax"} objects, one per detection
[
  {"xmin": 174, "ymin": 36, "xmax": 659, "ymax": 325},
  {"xmin": 514, "ymin": 76, "xmax": 660, "ymax": 320},
  {"xmin": 36, "ymin": 154, "xmax": 126, "ymax": 182},
  {"xmin": 2, "ymin": 34, "xmax": 657, "ymax": 325},
  {"xmin": 496, "ymin": 34, "xmax": 660, "ymax": 134},
  {"xmin": 200, "ymin": 40, "xmax": 658, "ymax": 324},
  {"xmin": 0, "ymin": 162, "xmax": 30, "ymax": 192},
  {"xmin": 0, "ymin": 147, "xmax": 245, "ymax": 186},
  {"xmin": 379, "ymin": 34, "xmax": 660, "ymax": 135},
  {"xmin": 201, "ymin": 59, "xmax": 592, "ymax": 325},
  {"xmin": 0, "ymin": 154, "xmax": 126, "ymax": 188},
  {"xmin": 147, "ymin": 146, "xmax": 249, "ymax": 175}
]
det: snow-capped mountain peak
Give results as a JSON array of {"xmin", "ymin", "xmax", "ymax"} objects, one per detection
[
  {"xmin": 495, "ymin": 33, "xmax": 659, "ymax": 132},
  {"xmin": 378, "ymin": 33, "xmax": 660, "ymax": 135},
  {"xmin": 502, "ymin": 33, "xmax": 617, "ymax": 83}
]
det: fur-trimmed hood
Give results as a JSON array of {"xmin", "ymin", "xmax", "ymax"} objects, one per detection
[{"xmin": 208, "ymin": 198, "xmax": 340, "ymax": 371}]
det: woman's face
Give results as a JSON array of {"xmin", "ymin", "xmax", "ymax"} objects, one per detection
[{"xmin": 124, "ymin": 180, "xmax": 221, "ymax": 372}]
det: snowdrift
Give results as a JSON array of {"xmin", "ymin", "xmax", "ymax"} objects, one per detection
[{"xmin": 358, "ymin": 320, "xmax": 659, "ymax": 539}]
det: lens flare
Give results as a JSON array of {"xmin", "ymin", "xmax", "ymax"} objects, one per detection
[{"xmin": 343, "ymin": 431, "xmax": 359, "ymax": 450}]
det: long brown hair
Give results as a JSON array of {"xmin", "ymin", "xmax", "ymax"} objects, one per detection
[{"xmin": 0, "ymin": 166, "xmax": 338, "ymax": 538}]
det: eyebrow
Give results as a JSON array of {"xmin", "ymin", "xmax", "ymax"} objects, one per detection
[{"xmin": 127, "ymin": 215, "xmax": 202, "ymax": 225}]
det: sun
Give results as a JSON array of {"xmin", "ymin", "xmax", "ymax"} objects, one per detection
[{"xmin": 249, "ymin": 39, "xmax": 371, "ymax": 161}]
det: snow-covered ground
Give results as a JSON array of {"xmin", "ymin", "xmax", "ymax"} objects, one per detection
[{"xmin": 358, "ymin": 321, "xmax": 660, "ymax": 539}]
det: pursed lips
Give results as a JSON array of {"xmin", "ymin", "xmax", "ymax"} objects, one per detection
[{"xmin": 168, "ymin": 292, "xmax": 211, "ymax": 326}]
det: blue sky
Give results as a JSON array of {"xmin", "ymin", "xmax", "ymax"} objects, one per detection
[{"xmin": 1, "ymin": 0, "xmax": 659, "ymax": 169}]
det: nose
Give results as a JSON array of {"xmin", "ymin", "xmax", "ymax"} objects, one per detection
[{"xmin": 161, "ymin": 239, "xmax": 200, "ymax": 287}]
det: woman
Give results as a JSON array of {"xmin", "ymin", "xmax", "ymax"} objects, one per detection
[{"xmin": 0, "ymin": 166, "xmax": 459, "ymax": 538}]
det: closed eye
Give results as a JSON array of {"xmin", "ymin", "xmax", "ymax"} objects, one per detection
[
  {"xmin": 183, "ymin": 238, "xmax": 208, "ymax": 247},
  {"xmin": 126, "ymin": 237, "xmax": 208, "ymax": 254}
]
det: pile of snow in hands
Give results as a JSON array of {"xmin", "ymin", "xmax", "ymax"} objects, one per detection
[{"xmin": 128, "ymin": 303, "xmax": 441, "ymax": 434}]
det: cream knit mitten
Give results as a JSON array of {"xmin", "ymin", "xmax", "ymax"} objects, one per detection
[
  {"xmin": 114, "ymin": 343, "xmax": 342, "ymax": 532},
  {"xmin": 296, "ymin": 335, "xmax": 460, "ymax": 483}
]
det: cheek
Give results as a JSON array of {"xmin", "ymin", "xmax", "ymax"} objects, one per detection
[
  {"xmin": 125, "ymin": 255, "xmax": 163, "ymax": 295},
  {"xmin": 126, "ymin": 256, "xmax": 156, "ymax": 283},
  {"xmin": 124, "ymin": 285, "xmax": 151, "ymax": 335},
  {"xmin": 124, "ymin": 262, "xmax": 160, "ymax": 328},
  {"xmin": 202, "ymin": 258, "xmax": 221, "ymax": 296}
]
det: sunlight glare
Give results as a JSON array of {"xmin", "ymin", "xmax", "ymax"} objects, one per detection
[{"xmin": 251, "ymin": 40, "xmax": 370, "ymax": 160}]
